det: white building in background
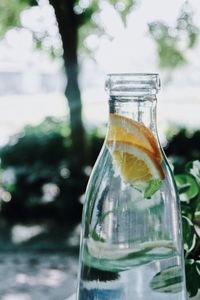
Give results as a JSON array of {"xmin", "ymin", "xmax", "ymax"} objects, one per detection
[
  {"xmin": 0, "ymin": 65, "xmax": 22, "ymax": 95},
  {"xmin": 0, "ymin": 60, "xmax": 65, "ymax": 96}
]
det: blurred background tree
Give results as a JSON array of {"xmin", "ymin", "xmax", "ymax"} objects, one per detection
[
  {"xmin": 0, "ymin": 0, "xmax": 136, "ymax": 174},
  {"xmin": 149, "ymin": 1, "xmax": 199, "ymax": 72}
]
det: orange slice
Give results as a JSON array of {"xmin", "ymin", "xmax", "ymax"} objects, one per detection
[
  {"xmin": 108, "ymin": 113, "xmax": 162, "ymax": 162},
  {"xmin": 108, "ymin": 141, "xmax": 165, "ymax": 187}
]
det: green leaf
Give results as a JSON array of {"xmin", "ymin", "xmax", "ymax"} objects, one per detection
[
  {"xmin": 109, "ymin": 0, "xmax": 136, "ymax": 25},
  {"xmin": 150, "ymin": 266, "xmax": 183, "ymax": 293},
  {"xmin": 185, "ymin": 259, "xmax": 200, "ymax": 297},
  {"xmin": 188, "ymin": 31, "xmax": 198, "ymax": 48},
  {"xmin": 144, "ymin": 179, "xmax": 162, "ymax": 198},
  {"xmin": 182, "ymin": 216, "xmax": 196, "ymax": 253},
  {"xmin": 180, "ymin": 202, "xmax": 193, "ymax": 219},
  {"xmin": 0, "ymin": 0, "xmax": 31, "ymax": 36},
  {"xmin": 194, "ymin": 198, "xmax": 200, "ymax": 226},
  {"xmin": 175, "ymin": 174, "xmax": 199, "ymax": 203},
  {"xmin": 187, "ymin": 160, "xmax": 200, "ymax": 185}
]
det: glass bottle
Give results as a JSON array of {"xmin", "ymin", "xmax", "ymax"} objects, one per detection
[{"xmin": 76, "ymin": 74, "xmax": 187, "ymax": 300}]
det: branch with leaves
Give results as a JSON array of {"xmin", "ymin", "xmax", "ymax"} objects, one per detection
[
  {"xmin": 175, "ymin": 160, "xmax": 200, "ymax": 298},
  {"xmin": 149, "ymin": 1, "xmax": 199, "ymax": 69}
]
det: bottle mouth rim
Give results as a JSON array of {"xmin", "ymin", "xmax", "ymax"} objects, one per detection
[
  {"xmin": 105, "ymin": 73, "xmax": 161, "ymax": 97},
  {"xmin": 107, "ymin": 73, "xmax": 159, "ymax": 77}
]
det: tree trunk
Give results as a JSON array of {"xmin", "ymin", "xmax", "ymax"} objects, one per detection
[{"xmin": 49, "ymin": 0, "xmax": 85, "ymax": 175}]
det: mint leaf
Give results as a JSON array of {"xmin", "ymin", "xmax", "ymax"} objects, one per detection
[
  {"xmin": 144, "ymin": 179, "xmax": 162, "ymax": 198},
  {"xmin": 175, "ymin": 174, "xmax": 199, "ymax": 203},
  {"xmin": 150, "ymin": 266, "xmax": 183, "ymax": 293}
]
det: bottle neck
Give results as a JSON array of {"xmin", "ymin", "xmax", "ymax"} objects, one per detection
[{"xmin": 108, "ymin": 96, "xmax": 158, "ymax": 136}]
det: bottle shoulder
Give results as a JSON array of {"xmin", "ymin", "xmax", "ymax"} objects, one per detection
[{"xmin": 84, "ymin": 143, "xmax": 179, "ymax": 212}]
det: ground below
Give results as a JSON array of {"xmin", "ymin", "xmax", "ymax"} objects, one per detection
[{"xmin": 0, "ymin": 252, "xmax": 78, "ymax": 300}]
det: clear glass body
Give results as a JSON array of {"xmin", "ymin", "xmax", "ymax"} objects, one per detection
[{"xmin": 76, "ymin": 74, "xmax": 187, "ymax": 300}]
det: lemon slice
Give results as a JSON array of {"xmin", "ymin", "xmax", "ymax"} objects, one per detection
[
  {"xmin": 108, "ymin": 113, "xmax": 162, "ymax": 162},
  {"xmin": 108, "ymin": 141, "xmax": 164, "ymax": 188}
]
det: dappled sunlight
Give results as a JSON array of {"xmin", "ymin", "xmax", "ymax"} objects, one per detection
[
  {"xmin": 79, "ymin": 194, "xmax": 85, "ymax": 205},
  {"xmin": 1, "ymin": 168, "xmax": 16, "ymax": 186},
  {"xmin": 67, "ymin": 224, "xmax": 81, "ymax": 248},
  {"xmin": 11, "ymin": 225, "xmax": 45, "ymax": 244},
  {"xmin": 0, "ymin": 187, "xmax": 11, "ymax": 203},
  {"xmin": 42, "ymin": 183, "xmax": 60, "ymax": 203},
  {"xmin": 0, "ymin": 253, "xmax": 78, "ymax": 300},
  {"xmin": 83, "ymin": 166, "xmax": 92, "ymax": 177},
  {"xmin": 2, "ymin": 294, "xmax": 31, "ymax": 300},
  {"xmin": 16, "ymin": 269, "xmax": 66, "ymax": 287},
  {"xmin": 60, "ymin": 167, "xmax": 71, "ymax": 179}
]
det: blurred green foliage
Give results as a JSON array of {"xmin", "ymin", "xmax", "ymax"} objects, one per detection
[
  {"xmin": 165, "ymin": 127, "xmax": 200, "ymax": 173},
  {"xmin": 0, "ymin": 0, "xmax": 136, "ymax": 59},
  {"xmin": 149, "ymin": 1, "xmax": 199, "ymax": 69},
  {"xmin": 0, "ymin": 117, "xmax": 104, "ymax": 225},
  {"xmin": 0, "ymin": 121, "xmax": 200, "ymax": 226}
]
